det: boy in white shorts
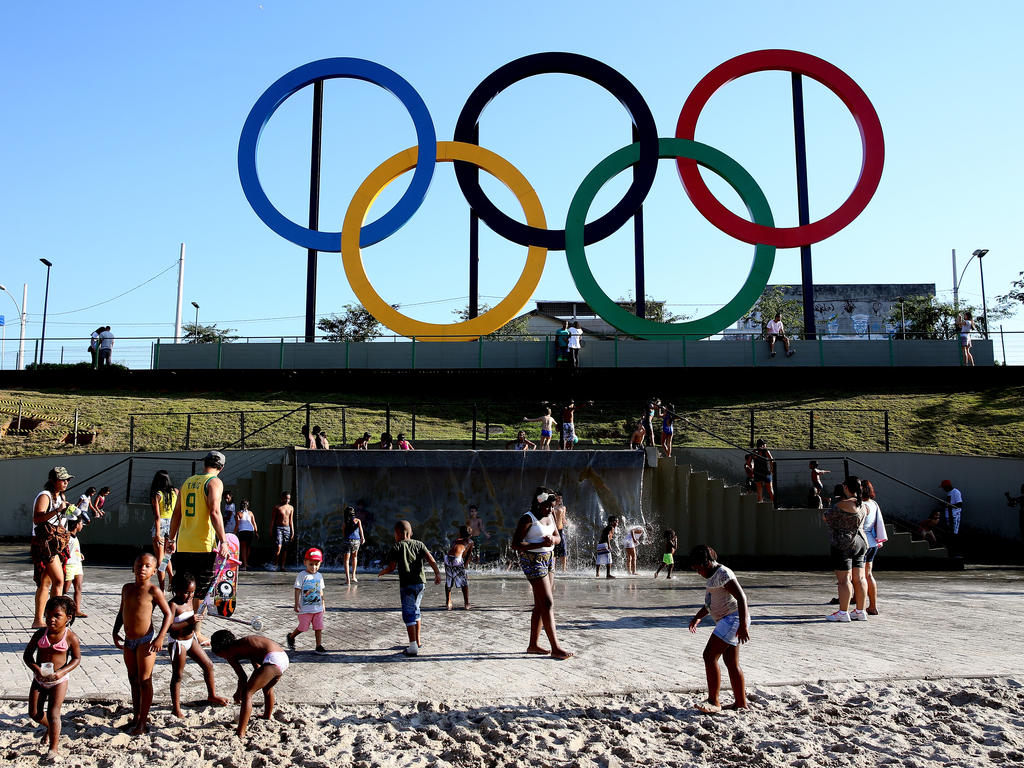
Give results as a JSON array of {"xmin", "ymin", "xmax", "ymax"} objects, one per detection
[{"xmin": 688, "ymin": 544, "xmax": 751, "ymax": 713}]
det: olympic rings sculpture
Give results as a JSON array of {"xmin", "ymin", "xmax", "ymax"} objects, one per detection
[{"xmin": 239, "ymin": 50, "xmax": 884, "ymax": 341}]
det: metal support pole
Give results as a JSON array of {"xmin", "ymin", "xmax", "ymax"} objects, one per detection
[
  {"xmin": 126, "ymin": 458, "xmax": 133, "ymax": 504},
  {"xmin": 978, "ymin": 253, "xmax": 989, "ymax": 339},
  {"xmin": 792, "ymin": 74, "xmax": 816, "ymax": 339},
  {"xmin": 469, "ymin": 124, "xmax": 480, "ymax": 319},
  {"xmin": 411, "ymin": 409, "xmax": 416, "ymax": 440},
  {"xmin": 17, "ymin": 401, "xmax": 22, "ymax": 430},
  {"xmin": 385, "ymin": 403, "xmax": 391, "ymax": 436},
  {"xmin": 1000, "ymin": 325, "xmax": 1007, "ymax": 364},
  {"xmin": 73, "ymin": 409, "xmax": 79, "ymax": 447},
  {"xmin": 485, "ymin": 411, "xmax": 490, "ymax": 441},
  {"xmin": 808, "ymin": 410, "xmax": 814, "ymax": 450},
  {"xmin": 632, "ymin": 124, "xmax": 646, "ymax": 319},
  {"xmin": 240, "ymin": 412, "xmax": 246, "ymax": 449},
  {"xmin": 185, "ymin": 414, "xmax": 191, "ymax": 450},
  {"xmin": 342, "ymin": 407, "xmax": 347, "ymax": 444},
  {"xmin": 472, "ymin": 404, "xmax": 478, "ymax": 450},
  {"xmin": 305, "ymin": 79, "xmax": 324, "ymax": 343},
  {"xmin": 884, "ymin": 411, "xmax": 890, "ymax": 452},
  {"xmin": 129, "ymin": 415, "xmax": 135, "ymax": 453},
  {"xmin": 749, "ymin": 409, "xmax": 755, "ymax": 449}
]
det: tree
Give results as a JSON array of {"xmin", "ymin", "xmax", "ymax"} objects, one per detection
[
  {"xmin": 743, "ymin": 286, "xmax": 804, "ymax": 337},
  {"xmin": 452, "ymin": 304, "xmax": 533, "ymax": 340},
  {"xmin": 885, "ymin": 296, "xmax": 1007, "ymax": 339},
  {"xmin": 996, "ymin": 271, "xmax": 1024, "ymax": 312},
  {"xmin": 183, "ymin": 322, "xmax": 238, "ymax": 344},
  {"xmin": 615, "ymin": 293, "xmax": 689, "ymax": 324},
  {"xmin": 317, "ymin": 304, "xmax": 384, "ymax": 342}
]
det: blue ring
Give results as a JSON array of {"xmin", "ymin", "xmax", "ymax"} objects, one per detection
[{"xmin": 238, "ymin": 58, "xmax": 437, "ymax": 251}]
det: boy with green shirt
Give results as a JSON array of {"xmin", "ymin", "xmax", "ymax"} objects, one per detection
[{"xmin": 378, "ymin": 521, "xmax": 441, "ymax": 656}]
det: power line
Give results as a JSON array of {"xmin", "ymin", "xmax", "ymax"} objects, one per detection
[{"xmin": 49, "ymin": 262, "xmax": 178, "ymax": 316}]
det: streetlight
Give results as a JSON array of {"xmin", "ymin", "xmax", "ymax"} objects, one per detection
[
  {"xmin": 0, "ymin": 283, "xmax": 27, "ymax": 370},
  {"xmin": 973, "ymin": 249, "xmax": 989, "ymax": 339},
  {"xmin": 191, "ymin": 301, "xmax": 199, "ymax": 342},
  {"xmin": 39, "ymin": 258, "xmax": 52, "ymax": 364}
]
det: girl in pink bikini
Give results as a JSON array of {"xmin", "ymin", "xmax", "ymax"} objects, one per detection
[{"xmin": 23, "ymin": 596, "xmax": 82, "ymax": 761}]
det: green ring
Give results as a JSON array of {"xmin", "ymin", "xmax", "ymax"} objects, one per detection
[{"xmin": 565, "ymin": 138, "xmax": 776, "ymax": 340}]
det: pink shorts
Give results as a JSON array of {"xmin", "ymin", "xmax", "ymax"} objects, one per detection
[{"xmin": 296, "ymin": 611, "xmax": 324, "ymax": 632}]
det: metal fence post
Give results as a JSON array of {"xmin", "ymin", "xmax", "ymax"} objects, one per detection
[
  {"xmin": 126, "ymin": 458, "xmax": 134, "ymax": 504},
  {"xmin": 153, "ymin": 339, "xmax": 161, "ymax": 370},
  {"xmin": 185, "ymin": 414, "xmax": 192, "ymax": 450},
  {"xmin": 129, "ymin": 415, "xmax": 135, "ymax": 453},
  {"xmin": 411, "ymin": 408, "xmax": 416, "ymax": 440},
  {"xmin": 305, "ymin": 403, "xmax": 311, "ymax": 439},
  {"xmin": 217, "ymin": 339, "xmax": 223, "ymax": 370},
  {"xmin": 485, "ymin": 410, "xmax": 490, "ymax": 441},
  {"xmin": 472, "ymin": 404, "xmax": 478, "ymax": 450},
  {"xmin": 411, "ymin": 337, "xmax": 416, "ymax": 370},
  {"xmin": 73, "ymin": 409, "xmax": 79, "ymax": 446},
  {"xmin": 748, "ymin": 409, "xmax": 755, "ymax": 448},
  {"xmin": 342, "ymin": 407, "xmax": 347, "ymax": 444},
  {"xmin": 386, "ymin": 403, "xmax": 391, "ymax": 436},
  {"xmin": 843, "ymin": 458, "xmax": 850, "ymax": 479},
  {"xmin": 240, "ymin": 412, "xmax": 246, "ymax": 449},
  {"xmin": 809, "ymin": 410, "xmax": 814, "ymax": 450},
  {"xmin": 17, "ymin": 400, "xmax": 23, "ymax": 430},
  {"xmin": 884, "ymin": 411, "xmax": 890, "ymax": 452}
]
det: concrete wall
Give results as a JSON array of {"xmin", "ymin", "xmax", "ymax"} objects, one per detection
[
  {"xmin": 0, "ymin": 448, "xmax": 288, "ymax": 545},
  {"xmin": 154, "ymin": 338, "xmax": 994, "ymax": 370},
  {"xmin": 670, "ymin": 447, "xmax": 1024, "ymax": 541}
]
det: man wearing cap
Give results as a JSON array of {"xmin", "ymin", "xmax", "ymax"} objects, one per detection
[
  {"xmin": 167, "ymin": 451, "xmax": 231, "ymax": 642},
  {"xmin": 940, "ymin": 480, "xmax": 964, "ymax": 557}
]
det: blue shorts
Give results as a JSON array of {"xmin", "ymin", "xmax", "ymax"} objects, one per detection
[
  {"xmin": 712, "ymin": 611, "xmax": 750, "ymax": 647},
  {"xmin": 399, "ymin": 583, "xmax": 425, "ymax": 626},
  {"xmin": 540, "ymin": 429, "xmax": 552, "ymax": 438}
]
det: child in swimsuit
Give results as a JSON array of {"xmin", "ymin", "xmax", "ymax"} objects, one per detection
[
  {"xmin": 211, "ymin": 631, "xmax": 289, "ymax": 738},
  {"xmin": 24, "ymin": 596, "xmax": 81, "ymax": 761},
  {"xmin": 62, "ymin": 516, "xmax": 87, "ymax": 618},
  {"xmin": 444, "ymin": 526, "xmax": 474, "ymax": 610},
  {"xmin": 595, "ymin": 516, "xmax": 618, "ymax": 579},
  {"xmin": 113, "ymin": 553, "xmax": 172, "ymax": 735},
  {"xmin": 660, "ymin": 403, "xmax": 677, "ymax": 457},
  {"xmin": 168, "ymin": 572, "xmax": 229, "ymax": 717},
  {"xmin": 653, "ymin": 529, "xmax": 678, "ymax": 579},
  {"xmin": 506, "ymin": 430, "xmax": 536, "ymax": 450},
  {"xmin": 522, "ymin": 407, "xmax": 557, "ymax": 450}
]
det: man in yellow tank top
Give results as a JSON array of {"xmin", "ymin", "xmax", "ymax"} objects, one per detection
[{"xmin": 167, "ymin": 451, "xmax": 231, "ymax": 643}]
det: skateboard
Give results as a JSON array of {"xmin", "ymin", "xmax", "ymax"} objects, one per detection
[{"xmin": 211, "ymin": 533, "xmax": 241, "ymax": 618}]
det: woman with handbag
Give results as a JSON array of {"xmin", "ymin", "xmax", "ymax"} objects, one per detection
[{"xmin": 31, "ymin": 467, "xmax": 74, "ymax": 627}]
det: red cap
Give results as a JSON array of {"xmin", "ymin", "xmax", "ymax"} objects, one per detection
[
  {"xmin": 304, "ymin": 547, "xmax": 323, "ymax": 562},
  {"xmin": 940, "ymin": 480, "xmax": 953, "ymax": 489}
]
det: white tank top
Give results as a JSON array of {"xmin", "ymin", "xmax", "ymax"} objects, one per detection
[
  {"xmin": 31, "ymin": 491, "xmax": 64, "ymax": 535},
  {"xmin": 523, "ymin": 511, "xmax": 556, "ymax": 554}
]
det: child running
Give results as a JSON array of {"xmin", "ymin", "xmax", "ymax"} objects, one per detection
[
  {"xmin": 444, "ymin": 526, "xmax": 474, "ymax": 610},
  {"xmin": 112, "ymin": 553, "xmax": 172, "ymax": 734},
  {"xmin": 653, "ymin": 529, "xmax": 678, "ymax": 579},
  {"xmin": 595, "ymin": 516, "xmax": 618, "ymax": 578},
  {"xmin": 62, "ymin": 516, "xmax": 87, "ymax": 617},
  {"xmin": 167, "ymin": 572, "xmax": 229, "ymax": 717},
  {"xmin": 688, "ymin": 544, "xmax": 751, "ymax": 713},
  {"xmin": 210, "ymin": 631, "xmax": 288, "ymax": 738},
  {"xmin": 286, "ymin": 547, "xmax": 327, "ymax": 654},
  {"xmin": 378, "ymin": 520, "xmax": 441, "ymax": 656},
  {"xmin": 24, "ymin": 596, "xmax": 81, "ymax": 761}
]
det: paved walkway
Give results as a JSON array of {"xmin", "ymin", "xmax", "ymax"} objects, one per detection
[{"xmin": 2, "ymin": 545, "xmax": 1023, "ymax": 705}]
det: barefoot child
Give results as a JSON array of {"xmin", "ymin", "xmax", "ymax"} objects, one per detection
[
  {"xmin": 168, "ymin": 572, "xmax": 229, "ymax": 717},
  {"xmin": 444, "ymin": 526, "xmax": 474, "ymax": 610},
  {"xmin": 24, "ymin": 596, "xmax": 81, "ymax": 761},
  {"xmin": 595, "ymin": 516, "xmax": 618, "ymax": 578},
  {"xmin": 210, "ymin": 631, "xmax": 288, "ymax": 738},
  {"xmin": 113, "ymin": 553, "xmax": 172, "ymax": 734},
  {"xmin": 286, "ymin": 547, "xmax": 327, "ymax": 654},
  {"xmin": 688, "ymin": 544, "xmax": 750, "ymax": 713},
  {"xmin": 62, "ymin": 516, "xmax": 87, "ymax": 618},
  {"xmin": 653, "ymin": 529, "xmax": 678, "ymax": 579},
  {"xmin": 378, "ymin": 520, "xmax": 441, "ymax": 656},
  {"xmin": 522, "ymin": 406, "xmax": 557, "ymax": 450}
]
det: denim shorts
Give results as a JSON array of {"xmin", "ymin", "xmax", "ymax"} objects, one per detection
[
  {"xmin": 400, "ymin": 583, "xmax": 425, "ymax": 626},
  {"xmin": 712, "ymin": 611, "xmax": 751, "ymax": 647}
]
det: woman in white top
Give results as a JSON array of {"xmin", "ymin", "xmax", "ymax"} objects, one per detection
[
  {"xmin": 234, "ymin": 500, "xmax": 258, "ymax": 571},
  {"xmin": 860, "ymin": 480, "xmax": 888, "ymax": 615},
  {"xmin": 958, "ymin": 312, "xmax": 975, "ymax": 366},
  {"xmin": 511, "ymin": 487, "xmax": 573, "ymax": 660},
  {"xmin": 31, "ymin": 467, "xmax": 74, "ymax": 627}
]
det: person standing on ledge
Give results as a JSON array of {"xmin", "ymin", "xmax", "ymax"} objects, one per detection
[
  {"xmin": 567, "ymin": 320, "xmax": 583, "ymax": 370},
  {"xmin": 166, "ymin": 451, "xmax": 231, "ymax": 646},
  {"xmin": 98, "ymin": 326, "xmax": 115, "ymax": 367}
]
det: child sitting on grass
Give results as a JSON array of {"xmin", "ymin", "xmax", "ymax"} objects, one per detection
[
  {"xmin": 112, "ymin": 553, "xmax": 172, "ymax": 734},
  {"xmin": 211, "ymin": 631, "xmax": 288, "ymax": 738},
  {"xmin": 688, "ymin": 544, "xmax": 750, "ymax": 713},
  {"xmin": 167, "ymin": 572, "xmax": 229, "ymax": 717},
  {"xmin": 378, "ymin": 520, "xmax": 441, "ymax": 656},
  {"xmin": 24, "ymin": 596, "xmax": 82, "ymax": 762}
]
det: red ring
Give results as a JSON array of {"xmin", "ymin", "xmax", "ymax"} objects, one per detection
[{"xmin": 675, "ymin": 49, "xmax": 884, "ymax": 248}]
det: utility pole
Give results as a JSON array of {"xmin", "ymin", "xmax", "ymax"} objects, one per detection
[{"xmin": 174, "ymin": 243, "xmax": 185, "ymax": 343}]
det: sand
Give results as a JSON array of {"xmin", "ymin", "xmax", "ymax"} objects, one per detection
[{"xmin": 2, "ymin": 677, "xmax": 1022, "ymax": 768}]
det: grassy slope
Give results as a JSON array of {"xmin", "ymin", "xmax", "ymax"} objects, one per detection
[{"xmin": 0, "ymin": 385, "xmax": 1021, "ymax": 458}]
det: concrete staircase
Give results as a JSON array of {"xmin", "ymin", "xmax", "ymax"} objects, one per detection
[{"xmin": 649, "ymin": 455, "xmax": 949, "ymax": 561}]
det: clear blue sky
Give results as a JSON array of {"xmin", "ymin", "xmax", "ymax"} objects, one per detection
[{"xmin": 1, "ymin": 1, "xmax": 1021, "ymax": 367}]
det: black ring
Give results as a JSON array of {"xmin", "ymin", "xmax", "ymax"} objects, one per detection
[{"xmin": 453, "ymin": 52, "xmax": 659, "ymax": 251}]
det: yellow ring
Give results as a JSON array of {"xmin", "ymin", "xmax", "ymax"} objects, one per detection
[{"xmin": 341, "ymin": 141, "xmax": 547, "ymax": 341}]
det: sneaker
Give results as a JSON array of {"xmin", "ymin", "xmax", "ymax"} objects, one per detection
[
  {"xmin": 314, "ymin": 645, "xmax": 327, "ymax": 654},
  {"xmin": 404, "ymin": 641, "xmax": 419, "ymax": 656},
  {"xmin": 849, "ymin": 609, "xmax": 867, "ymax": 621},
  {"xmin": 286, "ymin": 633, "xmax": 296, "ymax": 650},
  {"xmin": 826, "ymin": 610, "xmax": 851, "ymax": 623}
]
